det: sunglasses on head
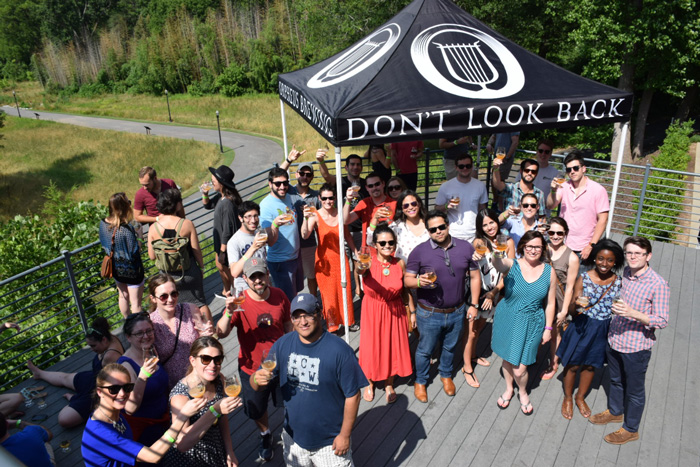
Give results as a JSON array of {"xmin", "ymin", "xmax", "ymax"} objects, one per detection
[
  {"xmin": 388, "ymin": 185, "xmax": 402, "ymax": 191},
  {"xmin": 198, "ymin": 354, "xmax": 224, "ymax": 366},
  {"xmin": 457, "ymin": 163, "xmax": 472, "ymax": 170},
  {"xmin": 156, "ymin": 291, "xmax": 179, "ymax": 302},
  {"xmin": 99, "ymin": 383, "xmax": 135, "ymax": 395},
  {"xmin": 366, "ymin": 181, "xmax": 382, "ymax": 189},
  {"xmin": 548, "ymin": 230, "xmax": 565, "ymax": 237},
  {"xmin": 523, "ymin": 168, "xmax": 538, "ymax": 174},
  {"xmin": 537, "ymin": 148, "xmax": 552, "ymax": 154},
  {"xmin": 297, "ymin": 172, "xmax": 313, "ymax": 178},
  {"xmin": 272, "ymin": 180, "xmax": 290, "ymax": 187},
  {"xmin": 320, "ymin": 196, "xmax": 334, "ymax": 201},
  {"xmin": 402, "ymin": 201, "xmax": 418, "ymax": 209},
  {"xmin": 428, "ymin": 224, "xmax": 448, "ymax": 234},
  {"xmin": 565, "ymin": 165, "xmax": 582, "ymax": 173},
  {"xmin": 521, "ymin": 203, "xmax": 537, "ymax": 209},
  {"xmin": 377, "ymin": 240, "xmax": 396, "ymax": 247}
]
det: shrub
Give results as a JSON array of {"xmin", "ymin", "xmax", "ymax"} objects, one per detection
[{"xmin": 215, "ymin": 62, "xmax": 249, "ymax": 97}]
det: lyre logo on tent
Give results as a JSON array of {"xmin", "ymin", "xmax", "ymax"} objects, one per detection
[
  {"xmin": 308, "ymin": 24, "xmax": 401, "ymax": 88},
  {"xmin": 411, "ymin": 24, "xmax": 524, "ymax": 99}
]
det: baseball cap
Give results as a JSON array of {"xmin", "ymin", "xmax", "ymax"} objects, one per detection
[
  {"xmin": 298, "ymin": 162, "xmax": 314, "ymax": 172},
  {"xmin": 243, "ymin": 257, "xmax": 267, "ymax": 277},
  {"xmin": 290, "ymin": 293, "xmax": 319, "ymax": 315}
]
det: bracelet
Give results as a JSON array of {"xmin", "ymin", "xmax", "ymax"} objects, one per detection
[
  {"xmin": 345, "ymin": 200, "xmax": 351, "ymax": 206},
  {"xmin": 253, "ymin": 374, "xmax": 259, "ymax": 386},
  {"xmin": 409, "ymin": 310, "xmax": 416, "ymax": 315},
  {"xmin": 417, "ymin": 277, "xmax": 421, "ymax": 288},
  {"xmin": 544, "ymin": 326, "xmax": 553, "ymax": 330},
  {"xmin": 142, "ymin": 369, "xmax": 152, "ymax": 379},
  {"xmin": 209, "ymin": 405, "xmax": 222, "ymax": 418},
  {"xmin": 16, "ymin": 419, "xmax": 21, "ymax": 428},
  {"xmin": 202, "ymin": 195, "xmax": 209, "ymax": 200},
  {"xmin": 369, "ymin": 223, "xmax": 377, "ymax": 229},
  {"xmin": 165, "ymin": 433, "xmax": 176, "ymax": 443},
  {"xmin": 285, "ymin": 157, "xmax": 291, "ymax": 164},
  {"xmin": 272, "ymin": 222, "xmax": 279, "ymax": 229},
  {"xmin": 224, "ymin": 311, "xmax": 232, "ymax": 319},
  {"xmin": 453, "ymin": 140, "xmax": 459, "ymax": 145}
]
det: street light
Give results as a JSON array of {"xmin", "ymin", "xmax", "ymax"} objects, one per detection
[
  {"xmin": 12, "ymin": 91, "xmax": 21, "ymax": 118},
  {"xmin": 165, "ymin": 89, "xmax": 172, "ymax": 122},
  {"xmin": 216, "ymin": 110, "xmax": 223, "ymax": 153}
]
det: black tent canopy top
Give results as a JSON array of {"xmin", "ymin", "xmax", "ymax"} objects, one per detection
[{"xmin": 278, "ymin": 0, "xmax": 633, "ymax": 146}]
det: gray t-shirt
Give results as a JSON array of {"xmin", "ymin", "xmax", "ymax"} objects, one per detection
[
  {"xmin": 289, "ymin": 185, "xmax": 320, "ymax": 248},
  {"xmin": 227, "ymin": 229, "xmax": 266, "ymax": 292}
]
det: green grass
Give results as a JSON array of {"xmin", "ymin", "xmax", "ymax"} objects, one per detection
[{"xmin": 0, "ymin": 117, "xmax": 224, "ymax": 220}]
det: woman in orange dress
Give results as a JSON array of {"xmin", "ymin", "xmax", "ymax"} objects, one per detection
[
  {"xmin": 301, "ymin": 183, "xmax": 356, "ymax": 332},
  {"xmin": 357, "ymin": 224, "xmax": 413, "ymax": 403}
]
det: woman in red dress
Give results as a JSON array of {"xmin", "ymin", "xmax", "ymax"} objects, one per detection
[{"xmin": 357, "ymin": 224, "xmax": 413, "ymax": 403}]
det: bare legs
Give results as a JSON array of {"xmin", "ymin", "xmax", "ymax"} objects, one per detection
[
  {"xmin": 562, "ymin": 364, "xmax": 594, "ymax": 419},
  {"xmin": 0, "ymin": 393, "xmax": 24, "ymax": 416},
  {"xmin": 501, "ymin": 360, "xmax": 531, "ymax": 411},
  {"xmin": 215, "ymin": 255, "xmax": 232, "ymax": 297},
  {"xmin": 115, "ymin": 282, "xmax": 143, "ymax": 318},
  {"xmin": 462, "ymin": 318, "xmax": 486, "ymax": 387},
  {"xmin": 27, "ymin": 361, "xmax": 76, "ymax": 390}
]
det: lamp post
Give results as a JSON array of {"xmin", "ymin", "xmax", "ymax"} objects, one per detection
[
  {"xmin": 216, "ymin": 110, "xmax": 223, "ymax": 153},
  {"xmin": 165, "ymin": 89, "xmax": 172, "ymax": 122},
  {"xmin": 12, "ymin": 91, "xmax": 21, "ymax": 118}
]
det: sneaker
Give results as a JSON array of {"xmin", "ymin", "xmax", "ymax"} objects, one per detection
[
  {"xmin": 259, "ymin": 432, "xmax": 273, "ymax": 462},
  {"xmin": 349, "ymin": 323, "xmax": 360, "ymax": 332},
  {"xmin": 589, "ymin": 409, "xmax": 624, "ymax": 425}
]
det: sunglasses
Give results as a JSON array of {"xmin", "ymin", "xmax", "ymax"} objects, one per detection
[
  {"xmin": 457, "ymin": 164, "xmax": 472, "ymax": 170},
  {"xmin": 272, "ymin": 180, "xmax": 290, "ymax": 187},
  {"xmin": 565, "ymin": 165, "xmax": 582, "ymax": 173},
  {"xmin": 537, "ymin": 148, "xmax": 552, "ymax": 154},
  {"xmin": 548, "ymin": 230, "xmax": 565, "ymax": 237},
  {"xmin": 320, "ymin": 196, "xmax": 335, "ymax": 201},
  {"xmin": 297, "ymin": 172, "xmax": 313, "ymax": 178},
  {"xmin": 99, "ymin": 383, "xmax": 135, "ymax": 395},
  {"xmin": 428, "ymin": 224, "xmax": 448, "ymax": 234},
  {"xmin": 402, "ymin": 201, "xmax": 418, "ymax": 209},
  {"xmin": 198, "ymin": 354, "xmax": 224, "ymax": 366},
  {"xmin": 156, "ymin": 291, "xmax": 179, "ymax": 302},
  {"xmin": 523, "ymin": 168, "xmax": 538, "ymax": 174},
  {"xmin": 366, "ymin": 181, "xmax": 382, "ymax": 189},
  {"xmin": 388, "ymin": 185, "xmax": 402, "ymax": 191},
  {"xmin": 131, "ymin": 329, "xmax": 154, "ymax": 339},
  {"xmin": 377, "ymin": 240, "xmax": 396, "ymax": 247},
  {"xmin": 521, "ymin": 203, "xmax": 537, "ymax": 209}
]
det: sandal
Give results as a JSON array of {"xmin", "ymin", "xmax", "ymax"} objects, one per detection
[
  {"xmin": 386, "ymin": 387, "xmax": 397, "ymax": 404},
  {"xmin": 540, "ymin": 363, "xmax": 558, "ymax": 381},
  {"xmin": 575, "ymin": 398, "xmax": 591, "ymax": 418},
  {"xmin": 363, "ymin": 386, "xmax": 374, "ymax": 402},
  {"xmin": 561, "ymin": 396, "xmax": 573, "ymax": 420},
  {"xmin": 518, "ymin": 394, "xmax": 533, "ymax": 416},
  {"xmin": 461, "ymin": 367, "xmax": 480, "ymax": 388},
  {"xmin": 497, "ymin": 393, "xmax": 513, "ymax": 409}
]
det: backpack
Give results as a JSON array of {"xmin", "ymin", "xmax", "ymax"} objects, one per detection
[{"xmin": 151, "ymin": 218, "xmax": 191, "ymax": 279}]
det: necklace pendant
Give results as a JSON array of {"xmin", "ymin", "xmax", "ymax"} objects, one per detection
[
  {"xmin": 383, "ymin": 267, "xmax": 391, "ymax": 276},
  {"xmin": 113, "ymin": 419, "xmax": 126, "ymax": 434}
]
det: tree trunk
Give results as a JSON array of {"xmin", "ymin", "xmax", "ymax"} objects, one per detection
[
  {"xmin": 675, "ymin": 83, "xmax": 699, "ymax": 122},
  {"xmin": 611, "ymin": 55, "xmax": 635, "ymax": 164},
  {"xmin": 632, "ymin": 88, "xmax": 654, "ymax": 160}
]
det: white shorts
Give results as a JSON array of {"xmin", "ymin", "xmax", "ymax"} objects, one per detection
[
  {"xmin": 282, "ymin": 430, "xmax": 354, "ymax": 467},
  {"xmin": 114, "ymin": 279, "xmax": 144, "ymax": 289}
]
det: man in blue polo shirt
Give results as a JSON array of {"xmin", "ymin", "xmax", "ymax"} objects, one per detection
[{"xmin": 405, "ymin": 211, "xmax": 481, "ymax": 403}]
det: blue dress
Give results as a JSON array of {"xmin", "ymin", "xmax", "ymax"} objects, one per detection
[
  {"xmin": 492, "ymin": 261, "xmax": 551, "ymax": 366},
  {"xmin": 557, "ymin": 272, "xmax": 622, "ymax": 368}
]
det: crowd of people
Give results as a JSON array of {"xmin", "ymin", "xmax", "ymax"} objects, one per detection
[{"xmin": 1, "ymin": 137, "xmax": 672, "ymax": 467}]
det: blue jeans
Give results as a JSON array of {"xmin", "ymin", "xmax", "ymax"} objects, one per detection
[
  {"xmin": 414, "ymin": 303, "xmax": 466, "ymax": 384},
  {"xmin": 268, "ymin": 259, "xmax": 302, "ymax": 301},
  {"xmin": 606, "ymin": 345, "xmax": 652, "ymax": 433}
]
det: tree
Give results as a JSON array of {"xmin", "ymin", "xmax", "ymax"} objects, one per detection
[{"xmin": 0, "ymin": 0, "xmax": 42, "ymax": 65}]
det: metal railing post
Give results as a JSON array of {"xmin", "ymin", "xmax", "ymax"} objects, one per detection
[
  {"xmin": 61, "ymin": 250, "xmax": 89, "ymax": 334},
  {"xmin": 424, "ymin": 149, "xmax": 431, "ymax": 208},
  {"xmin": 633, "ymin": 163, "xmax": 652, "ymax": 236}
]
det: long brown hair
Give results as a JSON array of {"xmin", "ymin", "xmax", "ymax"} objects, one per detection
[
  {"xmin": 107, "ymin": 192, "xmax": 133, "ymax": 228},
  {"xmin": 93, "ymin": 363, "xmax": 131, "ymax": 410},
  {"xmin": 186, "ymin": 337, "xmax": 225, "ymax": 376},
  {"xmin": 148, "ymin": 273, "xmax": 176, "ymax": 311}
]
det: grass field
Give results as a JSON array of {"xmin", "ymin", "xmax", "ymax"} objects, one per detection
[{"xmin": 0, "ymin": 117, "xmax": 224, "ymax": 220}]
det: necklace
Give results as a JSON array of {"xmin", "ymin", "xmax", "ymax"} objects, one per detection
[
  {"xmin": 99, "ymin": 408, "xmax": 126, "ymax": 434},
  {"xmin": 378, "ymin": 257, "xmax": 391, "ymax": 276}
]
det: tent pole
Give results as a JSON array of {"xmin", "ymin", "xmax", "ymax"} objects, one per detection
[
  {"xmin": 606, "ymin": 121, "xmax": 629, "ymax": 237},
  {"xmin": 476, "ymin": 135, "xmax": 482, "ymax": 179},
  {"xmin": 279, "ymin": 100, "xmax": 289, "ymax": 159},
  {"xmin": 334, "ymin": 146, "xmax": 351, "ymax": 344}
]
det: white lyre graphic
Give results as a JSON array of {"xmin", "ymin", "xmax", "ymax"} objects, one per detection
[
  {"xmin": 432, "ymin": 41, "xmax": 498, "ymax": 89},
  {"xmin": 309, "ymin": 24, "xmax": 401, "ymax": 88},
  {"xmin": 411, "ymin": 24, "xmax": 524, "ymax": 99}
]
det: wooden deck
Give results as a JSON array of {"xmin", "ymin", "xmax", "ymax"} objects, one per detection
[{"xmin": 6, "ymin": 234, "xmax": 699, "ymax": 466}]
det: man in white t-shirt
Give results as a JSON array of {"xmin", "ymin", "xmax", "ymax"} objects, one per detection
[{"xmin": 435, "ymin": 154, "xmax": 488, "ymax": 242}]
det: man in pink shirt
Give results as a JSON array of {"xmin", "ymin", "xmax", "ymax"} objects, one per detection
[
  {"xmin": 389, "ymin": 141, "xmax": 424, "ymax": 190},
  {"xmin": 546, "ymin": 151, "xmax": 609, "ymax": 260}
]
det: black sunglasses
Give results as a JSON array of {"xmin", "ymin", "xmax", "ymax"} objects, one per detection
[
  {"xmin": 523, "ymin": 168, "xmax": 538, "ymax": 174},
  {"xmin": 521, "ymin": 203, "xmax": 538, "ymax": 209},
  {"xmin": 198, "ymin": 354, "xmax": 224, "ymax": 366},
  {"xmin": 366, "ymin": 181, "xmax": 382, "ymax": 189},
  {"xmin": 457, "ymin": 164, "xmax": 472, "ymax": 170},
  {"xmin": 537, "ymin": 148, "xmax": 552, "ymax": 154},
  {"xmin": 156, "ymin": 291, "xmax": 179, "ymax": 302},
  {"xmin": 272, "ymin": 180, "xmax": 290, "ymax": 187},
  {"xmin": 402, "ymin": 201, "xmax": 418, "ymax": 209},
  {"xmin": 377, "ymin": 240, "xmax": 396, "ymax": 247},
  {"xmin": 320, "ymin": 196, "xmax": 335, "ymax": 201},
  {"xmin": 388, "ymin": 185, "xmax": 402, "ymax": 191},
  {"xmin": 428, "ymin": 224, "xmax": 448, "ymax": 234},
  {"xmin": 565, "ymin": 165, "xmax": 582, "ymax": 173},
  {"xmin": 297, "ymin": 172, "xmax": 313, "ymax": 178},
  {"xmin": 548, "ymin": 230, "xmax": 565, "ymax": 236},
  {"xmin": 99, "ymin": 383, "xmax": 135, "ymax": 395}
]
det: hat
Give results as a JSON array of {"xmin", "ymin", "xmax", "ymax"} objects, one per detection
[
  {"xmin": 290, "ymin": 293, "xmax": 319, "ymax": 315},
  {"xmin": 243, "ymin": 257, "xmax": 267, "ymax": 277},
  {"xmin": 297, "ymin": 162, "xmax": 314, "ymax": 172},
  {"xmin": 208, "ymin": 165, "xmax": 237, "ymax": 191}
]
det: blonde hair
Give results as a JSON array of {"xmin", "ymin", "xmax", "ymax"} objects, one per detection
[
  {"xmin": 93, "ymin": 363, "xmax": 131, "ymax": 409},
  {"xmin": 107, "ymin": 192, "xmax": 134, "ymax": 228}
]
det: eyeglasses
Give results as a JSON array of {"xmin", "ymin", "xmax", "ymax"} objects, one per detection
[
  {"xmin": 297, "ymin": 172, "xmax": 313, "ymax": 178},
  {"xmin": 272, "ymin": 180, "xmax": 290, "ymax": 187},
  {"xmin": 366, "ymin": 181, "xmax": 382, "ymax": 189},
  {"xmin": 156, "ymin": 291, "xmax": 179, "ymax": 302},
  {"xmin": 565, "ymin": 165, "xmax": 582, "ymax": 173},
  {"xmin": 320, "ymin": 196, "xmax": 335, "ymax": 201},
  {"xmin": 377, "ymin": 240, "xmax": 396, "ymax": 247},
  {"xmin": 428, "ymin": 224, "xmax": 448, "ymax": 234},
  {"xmin": 524, "ymin": 245, "xmax": 543, "ymax": 251},
  {"xmin": 98, "ymin": 383, "xmax": 135, "ymax": 395},
  {"xmin": 624, "ymin": 251, "xmax": 648, "ymax": 257},
  {"xmin": 402, "ymin": 201, "xmax": 418, "ymax": 209},
  {"xmin": 243, "ymin": 214, "xmax": 259, "ymax": 220},
  {"xmin": 291, "ymin": 313, "xmax": 318, "ymax": 322},
  {"xmin": 547, "ymin": 230, "xmax": 565, "ymax": 237},
  {"xmin": 521, "ymin": 203, "xmax": 538, "ymax": 209},
  {"xmin": 388, "ymin": 185, "xmax": 402, "ymax": 191},
  {"xmin": 131, "ymin": 329, "xmax": 154, "ymax": 339},
  {"xmin": 537, "ymin": 148, "xmax": 552, "ymax": 154},
  {"xmin": 523, "ymin": 168, "xmax": 538, "ymax": 174},
  {"xmin": 198, "ymin": 354, "xmax": 224, "ymax": 366},
  {"xmin": 457, "ymin": 164, "xmax": 472, "ymax": 170}
]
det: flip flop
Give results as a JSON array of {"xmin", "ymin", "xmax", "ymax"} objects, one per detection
[
  {"xmin": 497, "ymin": 395, "xmax": 512, "ymax": 409},
  {"xmin": 518, "ymin": 394, "xmax": 533, "ymax": 415},
  {"xmin": 363, "ymin": 386, "xmax": 374, "ymax": 402},
  {"xmin": 462, "ymin": 367, "xmax": 480, "ymax": 388},
  {"xmin": 386, "ymin": 387, "xmax": 397, "ymax": 404}
]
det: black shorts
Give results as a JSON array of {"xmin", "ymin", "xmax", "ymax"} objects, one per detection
[{"xmin": 239, "ymin": 368, "xmax": 281, "ymax": 421}]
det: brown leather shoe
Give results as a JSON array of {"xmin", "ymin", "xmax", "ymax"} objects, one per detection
[
  {"xmin": 414, "ymin": 383, "xmax": 428, "ymax": 403},
  {"xmin": 604, "ymin": 427, "xmax": 639, "ymax": 445},
  {"xmin": 589, "ymin": 409, "xmax": 624, "ymax": 425},
  {"xmin": 440, "ymin": 377, "xmax": 456, "ymax": 396}
]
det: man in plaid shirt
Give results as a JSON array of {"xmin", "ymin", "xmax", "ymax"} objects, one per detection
[{"xmin": 589, "ymin": 236, "xmax": 670, "ymax": 444}]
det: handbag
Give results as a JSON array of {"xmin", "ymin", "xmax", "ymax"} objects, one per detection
[{"xmin": 100, "ymin": 225, "xmax": 117, "ymax": 279}]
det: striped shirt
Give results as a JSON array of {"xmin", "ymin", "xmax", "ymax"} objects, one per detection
[{"xmin": 608, "ymin": 266, "xmax": 670, "ymax": 353}]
